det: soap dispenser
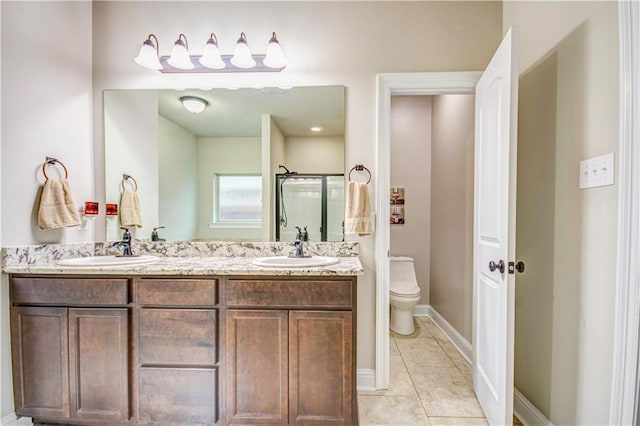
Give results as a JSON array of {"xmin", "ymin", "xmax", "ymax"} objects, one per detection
[{"xmin": 151, "ymin": 226, "xmax": 166, "ymax": 242}]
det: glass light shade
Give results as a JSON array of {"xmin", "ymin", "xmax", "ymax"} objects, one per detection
[
  {"xmin": 180, "ymin": 96, "xmax": 208, "ymax": 114},
  {"xmin": 167, "ymin": 37, "xmax": 194, "ymax": 70},
  {"xmin": 230, "ymin": 33, "xmax": 256, "ymax": 69},
  {"xmin": 199, "ymin": 39, "xmax": 225, "ymax": 69},
  {"xmin": 134, "ymin": 39, "xmax": 162, "ymax": 70},
  {"xmin": 263, "ymin": 33, "xmax": 287, "ymax": 69}
]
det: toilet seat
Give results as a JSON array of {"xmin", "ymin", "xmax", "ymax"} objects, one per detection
[{"xmin": 390, "ymin": 280, "xmax": 420, "ymax": 297}]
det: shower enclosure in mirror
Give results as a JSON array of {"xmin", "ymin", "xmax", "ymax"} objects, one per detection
[
  {"xmin": 275, "ymin": 174, "xmax": 345, "ymax": 242},
  {"xmin": 103, "ymin": 86, "xmax": 345, "ymax": 242}
]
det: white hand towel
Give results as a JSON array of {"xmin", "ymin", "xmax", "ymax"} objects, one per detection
[
  {"xmin": 120, "ymin": 189, "xmax": 142, "ymax": 227},
  {"xmin": 37, "ymin": 179, "xmax": 82, "ymax": 230},
  {"xmin": 344, "ymin": 181, "xmax": 373, "ymax": 236}
]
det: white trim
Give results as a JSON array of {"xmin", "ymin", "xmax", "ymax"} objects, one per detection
[
  {"xmin": 427, "ymin": 306, "xmax": 473, "ymax": 364},
  {"xmin": 514, "ymin": 389, "xmax": 554, "ymax": 426},
  {"xmin": 357, "ymin": 368, "xmax": 376, "ymax": 392},
  {"xmin": 424, "ymin": 306, "xmax": 552, "ymax": 426},
  {"xmin": 413, "ymin": 304, "xmax": 430, "ymax": 317},
  {"xmin": 610, "ymin": 2, "xmax": 640, "ymax": 425},
  {"xmin": 375, "ymin": 71, "xmax": 481, "ymax": 389},
  {"xmin": 0, "ymin": 413, "xmax": 32, "ymax": 425}
]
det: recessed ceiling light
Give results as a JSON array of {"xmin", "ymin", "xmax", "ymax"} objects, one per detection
[{"xmin": 310, "ymin": 126, "xmax": 324, "ymax": 132}]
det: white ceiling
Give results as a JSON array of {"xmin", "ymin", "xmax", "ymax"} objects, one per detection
[{"xmin": 157, "ymin": 86, "xmax": 345, "ymax": 138}]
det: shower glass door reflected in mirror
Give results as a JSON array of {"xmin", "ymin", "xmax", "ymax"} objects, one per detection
[{"xmin": 275, "ymin": 174, "xmax": 345, "ymax": 242}]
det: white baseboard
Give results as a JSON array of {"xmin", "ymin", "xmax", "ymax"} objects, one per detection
[
  {"xmin": 425, "ymin": 305, "xmax": 473, "ymax": 364},
  {"xmin": 416, "ymin": 306, "xmax": 553, "ymax": 426},
  {"xmin": 1, "ymin": 413, "xmax": 32, "ymax": 425},
  {"xmin": 514, "ymin": 389, "xmax": 554, "ymax": 426},
  {"xmin": 357, "ymin": 368, "xmax": 376, "ymax": 392}
]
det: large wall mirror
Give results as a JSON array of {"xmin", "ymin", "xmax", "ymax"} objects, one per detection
[{"xmin": 103, "ymin": 86, "xmax": 346, "ymax": 242}]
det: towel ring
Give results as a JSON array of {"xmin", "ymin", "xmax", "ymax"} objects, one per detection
[
  {"xmin": 42, "ymin": 157, "xmax": 68, "ymax": 181},
  {"xmin": 348, "ymin": 164, "xmax": 371, "ymax": 184},
  {"xmin": 121, "ymin": 174, "xmax": 138, "ymax": 193}
]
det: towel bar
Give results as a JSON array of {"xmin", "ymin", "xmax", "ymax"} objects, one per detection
[{"xmin": 121, "ymin": 174, "xmax": 138, "ymax": 192}]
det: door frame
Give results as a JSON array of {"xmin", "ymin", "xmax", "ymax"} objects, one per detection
[
  {"xmin": 610, "ymin": 2, "xmax": 640, "ymax": 424},
  {"xmin": 375, "ymin": 72, "xmax": 481, "ymax": 388}
]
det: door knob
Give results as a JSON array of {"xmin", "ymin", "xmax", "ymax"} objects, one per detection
[
  {"xmin": 488, "ymin": 260, "xmax": 505, "ymax": 273},
  {"xmin": 508, "ymin": 261, "xmax": 525, "ymax": 274}
]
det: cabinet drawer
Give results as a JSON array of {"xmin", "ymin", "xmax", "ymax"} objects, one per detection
[
  {"xmin": 137, "ymin": 279, "xmax": 218, "ymax": 306},
  {"xmin": 227, "ymin": 279, "xmax": 353, "ymax": 308},
  {"xmin": 11, "ymin": 277, "xmax": 128, "ymax": 306},
  {"xmin": 138, "ymin": 309, "xmax": 217, "ymax": 365},
  {"xmin": 138, "ymin": 367, "xmax": 217, "ymax": 424}
]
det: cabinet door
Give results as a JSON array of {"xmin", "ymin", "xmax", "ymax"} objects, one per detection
[
  {"xmin": 289, "ymin": 311, "xmax": 353, "ymax": 425},
  {"xmin": 226, "ymin": 310, "xmax": 288, "ymax": 424},
  {"xmin": 69, "ymin": 308, "xmax": 129, "ymax": 421},
  {"xmin": 11, "ymin": 306, "xmax": 70, "ymax": 419}
]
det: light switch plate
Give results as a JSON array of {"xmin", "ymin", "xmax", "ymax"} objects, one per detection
[{"xmin": 579, "ymin": 153, "xmax": 615, "ymax": 189}]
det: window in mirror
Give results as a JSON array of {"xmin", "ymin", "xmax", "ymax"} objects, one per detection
[{"xmin": 212, "ymin": 174, "xmax": 262, "ymax": 226}]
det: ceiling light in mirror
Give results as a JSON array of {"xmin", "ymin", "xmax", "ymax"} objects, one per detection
[
  {"xmin": 310, "ymin": 126, "xmax": 324, "ymax": 132},
  {"xmin": 180, "ymin": 96, "xmax": 208, "ymax": 114}
]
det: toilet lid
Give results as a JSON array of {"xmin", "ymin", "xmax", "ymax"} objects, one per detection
[{"xmin": 390, "ymin": 280, "xmax": 420, "ymax": 297}]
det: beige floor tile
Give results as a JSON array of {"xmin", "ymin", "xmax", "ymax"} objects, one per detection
[
  {"xmin": 408, "ymin": 366, "xmax": 484, "ymax": 417},
  {"xmin": 390, "ymin": 335, "xmax": 401, "ymax": 356},
  {"xmin": 359, "ymin": 355, "xmax": 418, "ymax": 397},
  {"xmin": 358, "ymin": 395, "xmax": 431, "ymax": 426},
  {"xmin": 437, "ymin": 339, "xmax": 473, "ymax": 382},
  {"xmin": 396, "ymin": 336, "xmax": 456, "ymax": 368},
  {"xmin": 428, "ymin": 417, "xmax": 488, "ymax": 425}
]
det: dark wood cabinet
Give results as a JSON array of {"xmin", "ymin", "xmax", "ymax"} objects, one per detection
[
  {"xmin": 10, "ymin": 278, "xmax": 130, "ymax": 423},
  {"xmin": 225, "ymin": 278, "xmax": 356, "ymax": 425},
  {"xmin": 11, "ymin": 306, "xmax": 70, "ymax": 419},
  {"xmin": 9, "ymin": 274, "xmax": 357, "ymax": 426}
]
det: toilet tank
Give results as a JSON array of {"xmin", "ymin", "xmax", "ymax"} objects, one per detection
[{"xmin": 390, "ymin": 256, "xmax": 417, "ymax": 283}]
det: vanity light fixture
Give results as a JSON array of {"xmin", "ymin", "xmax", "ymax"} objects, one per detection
[
  {"xmin": 263, "ymin": 32, "xmax": 288, "ymax": 69},
  {"xmin": 310, "ymin": 126, "xmax": 324, "ymax": 132},
  {"xmin": 134, "ymin": 32, "xmax": 287, "ymax": 73},
  {"xmin": 199, "ymin": 33, "xmax": 225, "ymax": 70},
  {"xmin": 230, "ymin": 32, "xmax": 256, "ymax": 69},
  {"xmin": 134, "ymin": 34, "xmax": 163, "ymax": 70},
  {"xmin": 167, "ymin": 33, "xmax": 195, "ymax": 70},
  {"xmin": 180, "ymin": 96, "xmax": 209, "ymax": 114}
]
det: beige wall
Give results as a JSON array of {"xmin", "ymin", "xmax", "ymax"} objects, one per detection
[
  {"xmin": 390, "ymin": 96, "xmax": 432, "ymax": 305},
  {"xmin": 286, "ymin": 136, "xmax": 345, "ymax": 175},
  {"xmin": 158, "ymin": 115, "xmax": 198, "ymax": 242},
  {"xmin": 429, "ymin": 94, "xmax": 475, "ymax": 341},
  {"xmin": 505, "ymin": 2, "xmax": 619, "ymax": 424},
  {"xmin": 197, "ymin": 136, "xmax": 262, "ymax": 241}
]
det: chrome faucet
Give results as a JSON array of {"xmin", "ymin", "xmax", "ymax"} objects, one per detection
[
  {"xmin": 112, "ymin": 227, "xmax": 134, "ymax": 257},
  {"xmin": 290, "ymin": 226, "xmax": 310, "ymax": 258}
]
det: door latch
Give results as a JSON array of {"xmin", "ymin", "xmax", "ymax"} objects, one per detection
[{"xmin": 508, "ymin": 261, "xmax": 525, "ymax": 274}]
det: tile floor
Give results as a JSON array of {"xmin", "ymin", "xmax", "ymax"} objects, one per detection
[{"xmin": 358, "ymin": 316, "xmax": 522, "ymax": 426}]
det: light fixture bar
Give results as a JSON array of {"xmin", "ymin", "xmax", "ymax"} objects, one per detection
[{"xmin": 158, "ymin": 54, "xmax": 285, "ymax": 73}]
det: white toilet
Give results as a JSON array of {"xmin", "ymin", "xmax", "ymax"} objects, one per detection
[{"xmin": 390, "ymin": 256, "xmax": 422, "ymax": 335}]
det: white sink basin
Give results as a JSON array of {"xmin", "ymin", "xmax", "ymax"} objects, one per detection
[
  {"xmin": 57, "ymin": 255, "xmax": 160, "ymax": 267},
  {"xmin": 251, "ymin": 256, "xmax": 340, "ymax": 268}
]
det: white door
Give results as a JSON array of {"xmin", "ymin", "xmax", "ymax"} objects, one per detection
[{"xmin": 472, "ymin": 28, "xmax": 518, "ymax": 425}]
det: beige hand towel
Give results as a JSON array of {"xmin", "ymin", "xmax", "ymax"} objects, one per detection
[
  {"xmin": 120, "ymin": 189, "xmax": 142, "ymax": 227},
  {"xmin": 345, "ymin": 181, "xmax": 373, "ymax": 236},
  {"xmin": 37, "ymin": 179, "xmax": 82, "ymax": 230}
]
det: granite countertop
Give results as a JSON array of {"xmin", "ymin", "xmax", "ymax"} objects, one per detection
[{"xmin": 3, "ymin": 255, "xmax": 364, "ymax": 276}]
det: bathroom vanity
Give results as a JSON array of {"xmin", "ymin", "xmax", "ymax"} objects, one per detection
[{"xmin": 5, "ymin": 253, "xmax": 361, "ymax": 426}]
